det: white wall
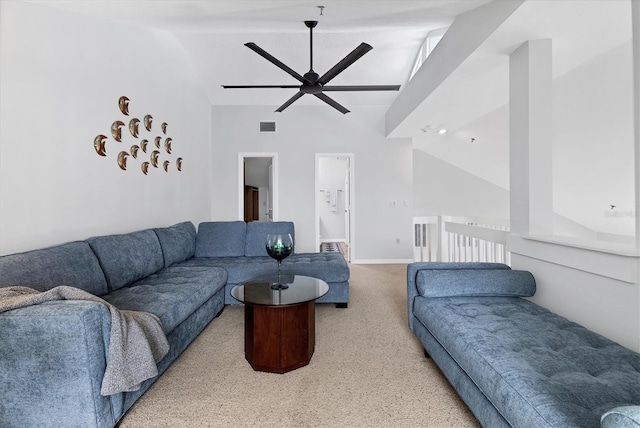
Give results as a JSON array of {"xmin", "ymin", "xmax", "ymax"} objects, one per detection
[
  {"xmin": 409, "ymin": 3, "xmax": 635, "ymax": 241},
  {"xmin": 0, "ymin": 2, "xmax": 213, "ymax": 255},
  {"xmin": 412, "ymin": 150, "xmax": 509, "ymax": 220},
  {"xmin": 509, "ymin": 236, "xmax": 639, "ymax": 352},
  {"xmin": 553, "ymin": 40, "xmax": 635, "ymax": 237},
  {"xmin": 211, "ymin": 105, "xmax": 414, "ymax": 262},
  {"xmin": 414, "ymin": 39, "xmax": 635, "ymax": 239}
]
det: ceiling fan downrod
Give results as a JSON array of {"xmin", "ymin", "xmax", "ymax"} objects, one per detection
[{"xmin": 305, "ymin": 20, "xmax": 317, "ymax": 72}]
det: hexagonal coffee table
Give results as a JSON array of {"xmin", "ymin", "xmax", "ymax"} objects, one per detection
[{"xmin": 231, "ymin": 275, "xmax": 329, "ymax": 374}]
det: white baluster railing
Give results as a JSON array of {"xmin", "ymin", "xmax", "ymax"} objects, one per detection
[
  {"xmin": 413, "ymin": 216, "xmax": 439, "ymax": 262},
  {"xmin": 413, "ymin": 216, "xmax": 511, "ymax": 265},
  {"xmin": 444, "ymin": 221, "xmax": 510, "ymax": 264}
]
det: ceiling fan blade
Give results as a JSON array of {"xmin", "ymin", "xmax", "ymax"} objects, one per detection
[
  {"xmin": 318, "ymin": 43, "xmax": 373, "ymax": 86},
  {"xmin": 314, "ymin": 93, "xmax": 350, "ymax": 114},
  {"xmin": 245, "ymin": 42, "xmax": 305, "ymax": 83},
  {"xmin": 275, "ymin": 91, "xmax": 305, "ymax": 112},
  {"xmin": 322, "ymin": 85, "xmax": 401, "ymax": 91},
  {"xmin": 222, "ymin": 85, "xmax": 300, "ymax": 89}
]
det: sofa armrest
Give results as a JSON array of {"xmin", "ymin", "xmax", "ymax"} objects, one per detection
[
  {"xmin": 601, "ymin": 406, "xmax": 640, "ymax": 428},
  {"xmin": 0, "ymin": 300, "xmax": 116, "ymax": 428},
  {"xmin": 407, "ymin": 262, "xmax": 512, "ymax": 332}
]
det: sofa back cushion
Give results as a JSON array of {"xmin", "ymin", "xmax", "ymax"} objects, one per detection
[
  {"xmin": 416, "ymin": 268, "xmax": 536, "ymax": 298},
  {"xmin": 87, "ymin": 229, "xmax": 164, "ymax": 291},
  {"xmin": 245, "ymin": 221, "xmax": 295, "ymax": 257},
  {"xmin": 0, "ymin": 241, "xmax": 108, "ymax": 295},
  {"xmin": 195, "ymin": 221, "xmax": 246, "ymax": 257},
  {"xmin": 154, "ymin": 221, "xmax": 196, "ymax": 267}
]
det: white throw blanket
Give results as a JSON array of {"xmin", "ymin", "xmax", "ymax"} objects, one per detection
[{"xmin": 0, "ymin": 285, "xmax": 170, "ymax": 396}]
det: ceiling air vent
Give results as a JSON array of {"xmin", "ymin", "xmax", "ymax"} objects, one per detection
[{"xmin": 259, "ymin": 121, "xmax": 277, "ymax": 133}]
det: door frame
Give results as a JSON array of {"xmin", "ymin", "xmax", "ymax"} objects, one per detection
[
  {"xmin": 238, "ymin": 152, "xmax": 278, "ymax": 221},
  {"xmin": 315, "ymin": 153, "xmax": 354, "ymax": 261}
]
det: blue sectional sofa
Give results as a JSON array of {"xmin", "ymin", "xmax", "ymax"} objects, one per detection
[
  {"xmin": 0, "ymin": 220, "xmax": 349, "ymax": 428},
  {"xmin": 407, "ymin": 262, "xmax": 640, "ymax": 428}
]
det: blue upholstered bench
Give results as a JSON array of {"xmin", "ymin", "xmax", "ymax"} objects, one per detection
[{"xmin": 407, "ymin": 262, "xmax": 640, "ymax": 428}]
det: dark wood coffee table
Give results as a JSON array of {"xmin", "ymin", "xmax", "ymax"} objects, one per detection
[{"xmin": 230, "ymin": 275, "xmax": 329, "ymax": 374}]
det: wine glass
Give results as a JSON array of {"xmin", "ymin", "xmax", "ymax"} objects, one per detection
[{"xmin": 266, "ymin": 233, "xmax": 293, "ymax": 289}]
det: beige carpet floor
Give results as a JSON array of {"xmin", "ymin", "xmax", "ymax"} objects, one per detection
[{"xmin": 117, "ymin": 264, "xmax": 480, "ymax": 428}]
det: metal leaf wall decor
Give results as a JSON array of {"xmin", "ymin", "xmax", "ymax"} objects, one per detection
[{"xmin": 94, "ymin": 96, "xmax": 184, "ymax": 175}]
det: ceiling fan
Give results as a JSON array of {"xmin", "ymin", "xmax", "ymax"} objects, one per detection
[{"xmin": 222, "ymin": 21, "xmax": 401, "ymax": 114}]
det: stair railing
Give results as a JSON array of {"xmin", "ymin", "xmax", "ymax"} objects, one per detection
[{"xmin": 413, "ymin": 216, "xmax": 510, "ymax": 265}]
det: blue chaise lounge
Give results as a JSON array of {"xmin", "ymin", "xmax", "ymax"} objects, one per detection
[{"xmin": 407, "ymin": 262, "xmax": 640, "ymax": 428}]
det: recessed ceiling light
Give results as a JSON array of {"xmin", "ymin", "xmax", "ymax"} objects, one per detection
[{"xmin": 438, "ymin": 128, "xmax": 448, "ymax": 135}]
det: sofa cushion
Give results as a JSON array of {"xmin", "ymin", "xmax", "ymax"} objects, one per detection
[
  {"xmin": 245, "ymin": 221, "xmax": 295, "ymax": 257},
  {"xmin": 179, "ymin": 256, "xmax": 277, "ymax": 284},
  {"xmin": 182, "ymin": 252, "xmax": 349, "ymax": 285},
  {"xmin": 0, "ymin": 241, "xmax": 109, "ymax": 296},
  {"xmin": 416, "ymin": 269, "xmax": 535, "ymax": 298},
  {"xmin": 87, "ymin": 229, "xmax": 164, "ymax": 291},
  {"xmin": 282, "ymin": 253, "xmax": 350, "ymax": 282},
  {"xmin": 154, "ymin": 222, "xmax": 196, "ymax": 267},
  {"xmin": 196, "ymin": 221, "xmax": 246, "ymax": 257},
  {"xmin": 101, "ymin": 265, "xmax": 227, "ymax": 334},
  {"xmin": 413, "ymin": 296, "xmax": 640, "ymax": 428}
]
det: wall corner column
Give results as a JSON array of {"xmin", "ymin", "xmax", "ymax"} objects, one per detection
[
  {"xmin": 509, "ymin": 39, "xmax": 553, "ymax": 236},
  {"xmin": 632, "ymin": 0, "xmax": 640, "ymax": 251}
]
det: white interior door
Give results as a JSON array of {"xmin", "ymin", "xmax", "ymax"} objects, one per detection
[
  {"xmin": 238, "ymin": 153, "xmax": 278, "ymax": 222},
  {"xmin": 267, "ymin": 163, "xmax": 273, "ymax": 221},
  {"xmin": 344, "ymin": 162, "xmax": 351, "ymax": 261},
  {"xmin": 315, "ymin": 153, "xmax": 354, "ymax": 258}
]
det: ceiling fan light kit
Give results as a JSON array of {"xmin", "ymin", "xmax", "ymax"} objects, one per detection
[{"xmin": 222, "ymin": 21, "xmax": 400, "ymax": 114}]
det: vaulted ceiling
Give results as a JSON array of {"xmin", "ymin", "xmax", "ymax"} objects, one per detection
[
  {"xmin": 24, "ymin": 0, "xmax": 637, "ymax": 236},
  {"xmin": 28, "ymin": 0, "xmax": 490, "ymax": 112},
  {"xmin": 32, "ymin": 0, "xmax": 631, "ymax": 138}
]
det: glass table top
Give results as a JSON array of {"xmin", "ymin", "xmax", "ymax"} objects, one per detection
[{"xmin": 231, "ymin": 275, "xmax": 329, "ymax": 306}]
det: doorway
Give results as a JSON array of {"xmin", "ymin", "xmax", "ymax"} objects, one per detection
[
  {"xmin": 315, "ymin": 153, "xmax": 353, "ymax": 261},
  {"xmin": 238, "ymin": 153, "xmax": 278, "ymax": 222}
]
